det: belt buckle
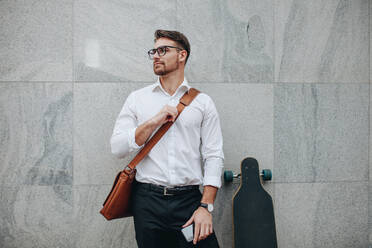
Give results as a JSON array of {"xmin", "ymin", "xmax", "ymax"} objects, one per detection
[{"xmin": 163, "ymin": 187, "xmax": 174, "ymax": 196}]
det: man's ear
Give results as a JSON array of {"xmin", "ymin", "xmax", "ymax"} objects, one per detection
[{"xmin": 179, "ymin": 50, "xmax": 187, "ymax": 63}]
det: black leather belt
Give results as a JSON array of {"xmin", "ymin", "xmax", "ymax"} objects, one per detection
[{"xmin": 136, "ymin": 181, "xmax": 200, "ymax": 196}]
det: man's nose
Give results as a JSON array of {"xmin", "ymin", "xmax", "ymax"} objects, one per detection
[{"xmin": 153, "ymin": 51, "xmax": 160, "ymax": 59}]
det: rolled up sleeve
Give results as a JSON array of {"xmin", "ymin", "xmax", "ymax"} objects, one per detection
[
  {"xmin": 110, "ymin": 93, "xmax": 144, "ymax": 159},
  {"xmin": 200, "ymin": 97, "xmax": 224, "ymax": 188}
]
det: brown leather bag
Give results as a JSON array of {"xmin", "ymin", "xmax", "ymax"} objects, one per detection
[{"xmin": 100, "ymin": 88, "xmax": 200, "ymax": 220}]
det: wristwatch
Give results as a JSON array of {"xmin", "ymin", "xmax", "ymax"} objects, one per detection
[{"xmin": 200, "ymin": 202, "xmax": 214, "ymax": 213}]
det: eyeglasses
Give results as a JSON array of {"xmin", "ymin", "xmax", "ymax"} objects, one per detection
[{"xmin": 147, "ymin": 45, "xmax": 183, "ymax": 60}]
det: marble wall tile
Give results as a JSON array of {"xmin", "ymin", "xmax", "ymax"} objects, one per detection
[
  {"xmin": 72, "ymin": 183, "xmax": 274, "ymax": 248},
  {"xmin": 177, "ymin": 0, "xmax": 274, "ymax": 83},
  {"xmin": 73, "ymin": 185, "xmax": 137, "ymax": 248},
  {"xmin": 0, "ymin": 0, "xmax": 73, "ymax": 81},
  {"xmin": 0, "ymin": 83, "xmax": 73, "ymax": 187},
  {"xmin": 196, "ymin": 82, "xmax": 275, "ymax": 244},
  {"xmin": 74, "ymin": 82, "xmax": 273, "ymax": 185},
  {"xmin": 275, "ymin": 182, "xmax": 368, "ymax": 248},
  {"xmin": 274, "ymin": 83, "xmax": 369, "ymax": 183},
  {"xmin": 275, "ymin": 0, "xmax": 369, "ymax": 83},
  {"xmin": 74, "ymin": 0, "xmax": 176, "ymax": 82},
  {"xmin": 213, "ymin": 180, "xmax": 240, "ymax": 247},
  {"xmin": 73, "ymin": 82, "xmax": 150, "ymax": 185},
  {"xmin": 0, "ymin": 185, "xmax": 75, "ymax": 248},
  {"xmin": 72, "ymin": 179, "xmax": 274, "ymax": 248},
  {"xmin": 193, "ymin": 83, "xmax": 273, "ymax": 175},
  {"xmin": 195, "ymin": 83, "xmax": 275, "ymax": 247}
]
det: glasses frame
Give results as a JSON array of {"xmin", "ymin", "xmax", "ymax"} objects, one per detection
[{"xmin": 147, "ymin": 45, "xmax": 183, "ymax": 60}]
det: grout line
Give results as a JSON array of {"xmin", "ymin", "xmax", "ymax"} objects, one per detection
[
  {"xmin": 0, "ymin": 81, "xmax": 74, "ymax": 84},
  {"xmin": 72, "ymin": 84, "xmax": 74, "ymax": 186},
  {"xmin": 368, "ymin": 0, "xmax": 371, "ymax": 238},
  {"xmin": 175, "ymin": 0, "xmax": 178, "ymax": 30},
  {"xmin": 273, "ymin": 82, "xmax": 370, "ymax": 85},
  {"xmin": 72, "ymin": 0, "xmax": 75, "ymax": 187},
  {"xmin": 270, "ymin": 180, "xmax": 369, "ymax": 184},
  {"xmin": 71, "ymin": 0, "xmax": 74, "ymax": 83},
  {"xmin": 272, "ymin": 0, "xmax": 276, "ymax": 202},
  {"xmin": 1, "ymin": 81, "xmax": 370, "ymax": 84},
  {"xmin": 2, "ymin": 180, "xmax": 367, "ymax": 188},
  {"xmin": 272, "ymin": 0, "xmax": 276, "ymax": 88}
]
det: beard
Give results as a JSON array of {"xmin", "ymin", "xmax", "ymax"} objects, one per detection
[{"xmin": 153, "ymin": 60, "xmax": 179, "ymax": 76}]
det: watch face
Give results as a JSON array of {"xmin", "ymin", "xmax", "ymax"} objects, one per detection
[{"xmin": 207, "ymin": 204, "xmax": 214, "ymax": 212}]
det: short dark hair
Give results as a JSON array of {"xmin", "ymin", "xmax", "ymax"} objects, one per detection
[{"xmin": 154, "ymin": 29, "xmax": 190, "ymax": 64}]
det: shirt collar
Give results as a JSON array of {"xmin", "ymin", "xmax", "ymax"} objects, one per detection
[{"xmin": 152, "ymin": 77, "xmax": 191, "ymax": 95}]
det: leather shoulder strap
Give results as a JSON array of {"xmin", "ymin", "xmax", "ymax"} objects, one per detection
[{"xmin": 126, "ymin": 88, "xmax": 200, "ymax": 171}]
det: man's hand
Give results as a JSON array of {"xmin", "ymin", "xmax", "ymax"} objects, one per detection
[
  {"xmin": 182, "ymin": 207, "xmax": 213, "ymax": 245},
  {"xmin": 151, "ymin": 105, "xmax": 178, "ymax": 126},
  {"xmin": 135, "ymin": 105, "xmax": 178, "ymax": 146}
]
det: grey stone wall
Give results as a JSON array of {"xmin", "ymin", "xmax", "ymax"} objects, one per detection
[{"xmin": 0, "ymin": 0, "xmax": 369, "ymax": 247}]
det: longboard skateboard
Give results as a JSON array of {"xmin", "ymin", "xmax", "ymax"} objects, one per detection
[{"xmin": 224, "ymin": 157, "xmax": 277, "ymax": 248}]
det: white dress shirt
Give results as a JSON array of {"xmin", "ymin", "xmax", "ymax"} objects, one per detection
[{"xmin": 110, "ymin": 78, "xmax": 224, "ymax": 188}]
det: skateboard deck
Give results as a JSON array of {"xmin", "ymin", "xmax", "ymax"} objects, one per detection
[{"xmin": 232, "ymin": 157, "xmax": 277, "ymax": 248}]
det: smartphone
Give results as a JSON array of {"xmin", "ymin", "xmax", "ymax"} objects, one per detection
[{"xmin": 181, "ymin": 224, "xmax": 194, "ymax": 242}]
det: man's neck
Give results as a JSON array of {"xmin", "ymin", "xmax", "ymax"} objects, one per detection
[{"xmin": 159, "ymin": 70, "xmax": 185, "ymax": 96}]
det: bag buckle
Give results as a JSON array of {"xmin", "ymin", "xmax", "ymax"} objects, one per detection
[
  {"xmin": 123, "ymin": 165, "xmax": 135, "ymax": 175},
  {"xmin": 163, "ymin": 187, "xmax": 174, "ymax": 196}
]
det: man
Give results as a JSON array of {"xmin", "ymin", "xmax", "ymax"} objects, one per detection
[{"xmin": 110, "ymin": 30, "xmax": 224, "ymax": 248}]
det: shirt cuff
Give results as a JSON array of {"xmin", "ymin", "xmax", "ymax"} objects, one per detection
[
  {"xmin": 203, "ymin": 176, "xmax": 222, "ymax": 189},
  {"xmin": 127, "ymin": 127, "xmax": 144, "ymax": 152}
]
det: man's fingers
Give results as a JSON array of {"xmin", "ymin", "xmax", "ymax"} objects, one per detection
[
  {"xmin": 198, "ymin": 224, "xmax": 205, "ymax": 241},
  {"xmin": 168, "ymin": 106, "xmax": 178, "ymax": 117},
  {"xmin": 171, "ymin": 113, "xmax": 177, "ymax": 122},
  {"xmin": 204, "ymin": 223, "xmax": 211, "ymax": 240},
  {"xmin": 193, "ymin": 223, "xmax": 200, "ymax": 245},
  {"xmin": 171, "ymin": 107, "xmax": 178, "ymax": 115},
  {"xmin": 198, "ymin": 224, "xmax": 212, "ymax": 242},
  {"xmin": 171, "ymin": 108, "xmax": 178, "ymax": 122},
  {"xmin": 163, "ymin": 106, "xmax": 178, "ymax": 122},
  {"xmin": 165, "ymin": 114, "xmax": 176, "ymax": 123},
  {"xmin": 182, "ymin": 216, "xmax": 193, "ymax": 228}
]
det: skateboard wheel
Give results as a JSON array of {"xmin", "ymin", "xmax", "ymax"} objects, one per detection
[
  {"xmin": 261, "ymin": 169, "xmax": 272, "ymax": 181},
  {"xmin": 224, "ymin": 170, "xmax": 234, "ymax": 182}
]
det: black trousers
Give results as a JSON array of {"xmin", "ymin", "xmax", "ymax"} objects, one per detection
[{"xmin": 131, "ymin": 180, "xmax": 220, "ymax": 248}]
